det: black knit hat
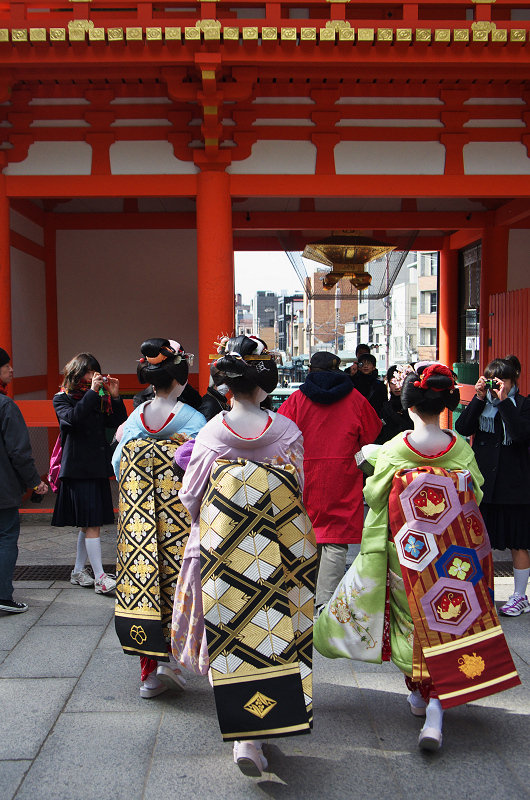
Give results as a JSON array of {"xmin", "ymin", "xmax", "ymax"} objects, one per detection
[
  {"xmin": 310, "ymin": 351, "xmax": 341, "ymax": 372},
  {"xmin": 0, "ymin": 348, "xmax": 10, "ymax": 368}
]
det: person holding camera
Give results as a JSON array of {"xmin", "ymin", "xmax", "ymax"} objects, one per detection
[
  {"xmin": 52, "ymin": 352, "xmax": 127, "ymax": 595},
  {"xmin": 455, "ymin": 356, "xmax": 530, "ymax": 616}
]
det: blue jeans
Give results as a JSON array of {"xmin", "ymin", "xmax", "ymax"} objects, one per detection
[{"xmin": 0, "ymin": 507, "xmax": 20, "ymax": 602}]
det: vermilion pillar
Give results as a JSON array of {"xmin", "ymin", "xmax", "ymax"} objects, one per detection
[
  {"xmin": 196, "ymin": 169, "xmax": 234, "ymax": 393},
  {"xmin": 44, "ymin": 214, "xmax": 59, "ymax": 399},
  {"xmin": 438, "ymin": 237, "xmax": 459, "ymax": 370},
  {"xmin": 0, "ymin": 176, "xmax": 12, "ymax": 397},
  {"xmin": 479, "ymin": 226, "xmax": 509, "ymax": 372}
]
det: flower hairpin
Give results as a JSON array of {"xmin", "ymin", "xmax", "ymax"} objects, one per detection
[{"xmin": 390, "ymin": 364, "xmax": 414, "ymax": 390}]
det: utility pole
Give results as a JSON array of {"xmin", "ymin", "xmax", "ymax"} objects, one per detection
[{"xmin": 334, "ymin": 284, "xmax": 341, "ymax": 353}]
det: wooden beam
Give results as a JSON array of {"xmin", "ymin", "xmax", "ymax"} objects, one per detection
[
  {"xmin": 10, "ymin": 230, "xmax": 45, "ymax": 261},
  {"xmin": 10, "ymin": 199, "xmax": 45, "ymax": 228},
  {"xmin": 449, "ymin": 228, "xmax": 482, "ymax": 250},
  {"xmin": 53, "ymin": 213, "xmax": 196, "ymax": 230},
  {"xmin": 494, "ymin": 199, "xmax": 530, "ymax": 227},
  {"xmin": 5, "ymin": 175, "xmax": 198, "ymax": 199}
]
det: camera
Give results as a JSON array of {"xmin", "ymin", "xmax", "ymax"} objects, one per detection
[{"xmin": 485, "ymin": 379, "xmax": 499, "ymax": 389}]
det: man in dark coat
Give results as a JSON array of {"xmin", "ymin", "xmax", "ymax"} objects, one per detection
[
  {"xmin": 198, "ymin": 365, "xmax": 230, "ymax": 422},
  {"xmin": 0, "ymin": 348, "xmax": 48, "ymax": 613},
  {"xmin": 351, "ymin": 353, "xmax": 387, "ymax": 418}
]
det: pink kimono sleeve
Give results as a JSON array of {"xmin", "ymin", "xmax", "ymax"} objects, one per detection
[{"xmin": 178, "ymin": 440, "xmax": 218, "ymax": 524}]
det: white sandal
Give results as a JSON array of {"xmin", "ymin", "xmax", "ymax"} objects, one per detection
[{"xmin": 233, "ymin": 740, "xmax": 268, "ymax": 777}]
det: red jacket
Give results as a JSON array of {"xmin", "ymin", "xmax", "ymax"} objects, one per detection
[{"xmin": 278, "ymin": 378, "xmax": 381, "ymax": 544}]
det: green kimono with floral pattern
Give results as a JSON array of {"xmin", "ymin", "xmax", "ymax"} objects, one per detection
[{"xmin": 314, "ymin": 432, "xmax": 483, "ymax": 674}]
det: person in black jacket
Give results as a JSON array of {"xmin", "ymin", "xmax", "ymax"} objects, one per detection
[
  {"xmin": 375, "ymin": 364, "xmax": 413, "ymax": 445},
  {"xmin": 455, "ymin": 356, "xmax": 530, "ymax": 616},
  {"xmin": 0, "ymin": 348, "xmax": 48, "ymax": 613},
  {"xmin": 198, "ymin": 364, "xmax": 231, "ymax": 422},
  {"xmin": 351, "ymin": 353, "xmax": 387, "ymax": 418},
  {"xmin": 52, "ymin": 353, "xmax": 127, "ymax": 595}
]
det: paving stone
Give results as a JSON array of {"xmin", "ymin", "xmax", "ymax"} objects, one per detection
[
  {"xmin": 0, "ymin": 651, "xmax": 8, "ymax": 664},
  {"xmin": 0, "ymin": 606, "xmax": 46, "ymax": 650},
  {"xmin": 0, "ymin": 626, "xmax": 105, "ymax": 678},
  {"xmin": 95, "ymin": 618, "xmax": 120, "ymax": 649},
  {"xmin": 0, "ymin": 679, "xmax": 75, "ymax": 760},
  {"xmin": 16, "ymin": 712, "xmax": 162, "ymax": 800},
  {"xmin": 35, "ymin": 589, "xmax": 115, "ymax": 627},
  {"xmin": 12, "ymin": 589, "xmax": 61, "ymax": 608},
  {"xmin": 12, "ymin": 581, "xmax": 54, "ymax": 589},
  {"xmin": 0, "ymin": 760, "xmax": 32, "ymax": 800}
]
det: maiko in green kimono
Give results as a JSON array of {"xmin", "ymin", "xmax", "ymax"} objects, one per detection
[{"xmin": 315, "ymin": 363, "xmax": 520, "ymax": 752}]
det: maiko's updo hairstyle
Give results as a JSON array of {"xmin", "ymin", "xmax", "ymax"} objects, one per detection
[
  {"xmin": 137, "ymin": 338, "xmax": 190, "ymax": 390},
  {"xmin": 485, "ymin": 357, "xmax": 518, "ymax": 384},
  {"xmin": 214, "ymin": 335, "xmax": 278, "ymax": 395},
  {"xmin": 401, "ymin": 363, "xmax": 460, "ymax": 416}
]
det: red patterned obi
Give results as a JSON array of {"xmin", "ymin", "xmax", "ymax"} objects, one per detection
[{"xmin": 389, "ymin": 466, "xmax": 520, "ymax": 709}]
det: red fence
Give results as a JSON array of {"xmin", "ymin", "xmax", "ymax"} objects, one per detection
[{"xmin": 490, "ymin": 289, "xmax": 530, "ymax": 396}]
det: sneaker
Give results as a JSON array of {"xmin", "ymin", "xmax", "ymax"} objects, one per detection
[
  {"xmin": 499, "ymin": 593, "xmax": 530, "ymax": 617},
  {"xmin": 70, "ymin": 568, "xmax": 94, "ymax": 587},
  {"xmin": 233, "ymin": 741, "xmax": 268, "ymax": 777},
  {"xmin": 140, "ymin": 673, "xmax": 168, "ymax": 699},
  {"xmin": 94, "ymin": 573, "xmax": 117, "ymax": 595},
  {"xmin": 0, "ymin": 599, "xmax": 28, "ymax": 613},
  {"xmin": 156, "ymin": 664, "xmax": 186, "ymax": 693}
]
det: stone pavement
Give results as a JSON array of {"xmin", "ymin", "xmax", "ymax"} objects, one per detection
[{"xmin": 2, "ymin": 521, "xmax": 530, "ymax": 800}]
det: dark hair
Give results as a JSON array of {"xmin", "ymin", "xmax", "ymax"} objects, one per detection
[
  {"xmin": 401, "ymin": 363, "xmax": 460, "ymax": 416},
  {"xmin": 503, "ymin": 355, "xmax": 521, "ymax": 380},
  {"xmin": 484, "ymin": 358, "xmax": 518, "ymax": 384},
  {"xmin": 214, "ymin": 335, "xmax": 278, "ymax": 395},
  {"xmin": 356, "ymin": 343, "xmax": 371, "ymax": 357},
  {"xmin": 386, "ymin": 365, "xmax": 398, "ymax": 383},
  {"xmin": 358, "ymin": 353, "xmax": 377, "ymax": 367},
  {"xmin": 137, "ymin": 338, "xmax": 189, "ymax": 389},
  {"xmin": 62, "ymin": 353, "xmax": 101, "ymax": 391}
]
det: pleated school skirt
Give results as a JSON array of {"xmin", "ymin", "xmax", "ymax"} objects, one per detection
[
  {"xmin": 51, "ymin": 477, "xmax": 115, "ymax": 528},
  {"xmin": 480, "ymin": 502, "xmax": 530, "ymax": 551}
]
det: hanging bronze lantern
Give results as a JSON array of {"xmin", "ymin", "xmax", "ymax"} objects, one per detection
[{"xmin": 303, "ymin": 231, "xmax": 395, "ymax": 291}]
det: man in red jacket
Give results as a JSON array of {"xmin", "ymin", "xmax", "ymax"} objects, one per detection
[{"xmin": 278, "ymin": 351, "xmax": 381, "ymax": 613}]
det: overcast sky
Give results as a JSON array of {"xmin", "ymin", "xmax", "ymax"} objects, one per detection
[{"xmin": 234, "ymin": 251, "xmax": 305, "ymax": 306}]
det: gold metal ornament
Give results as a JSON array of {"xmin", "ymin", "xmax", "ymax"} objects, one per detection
[{"xmin": 302, "ymin": 231, "xmax": 395, "ymax": 291}]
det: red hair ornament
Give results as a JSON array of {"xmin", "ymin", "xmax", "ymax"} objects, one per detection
[{"xmin": 413, "ymin": 364, "xmax": 456, "ymax": 392}]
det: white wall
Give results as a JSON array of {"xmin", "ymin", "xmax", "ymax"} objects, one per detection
[
  {"xmin": 56, "ymin": 229, "xmax": 199, "ymax": 376},
  {"xmin": 11, "ymin": 248, "xmax": 47, "ymax": 377},
  {"xmin": 508, "ymin": 229, "xmax": 530, "ymax": 291}
]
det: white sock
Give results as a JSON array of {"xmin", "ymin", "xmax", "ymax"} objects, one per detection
[
  {"xmin": 85, "ymin": 537, "xmax": 104, "ymax": 580},
  {"xmin": 74, "ymin": 531, "xmax": 87, "ymax": 573},
  {"xmin": 409, "ymin": 690, "xmax": 427, "ymax": 709},
  {"xmin": 513, "ymin": 568, "xmax": 530, "ymax": 598},
  {"xmin": 157, "ymin": 653, "xmax": 179, "ymax": 670},
  {"xmin": 424, "ymin": 698, "xmax": 443, "ymax": 732}
]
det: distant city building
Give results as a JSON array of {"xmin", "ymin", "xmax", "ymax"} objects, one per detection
[
  {"xmin": 252, "ymin": 290, "xmax": 279, "ymax": 348},
  {"xmin": 278, "ymin": 294, "xmax": 304, "ymax": 357},
  {"xmin": 303, "ymin": 272, "xmax": 358, "ymax": 356},
  {"xmin": 235, "ymin": 293, "xmax": 253, "ymax": 337}
]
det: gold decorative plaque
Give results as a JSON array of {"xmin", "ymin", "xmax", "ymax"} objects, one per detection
[
  {"xmin": 0, "ymin": 29, "xmax": 9, "ymax": 41},
  {"xmin": 300, "ymin": 27, "xmax": 316, "ymax": 40},
  {"xmin": 434, "ymin": 29, "xmax": 450, "ymax": 41},
  {"xmin": 357, "ymin": 28, "xmax": 374, "ymax": 41},
  {"xmin": 165, "ymin": 27, "xmax": 181, "ymax": 39},
  {"xmin": 50, "ymin": 28, "xmax": 66, "ymax": 40},
  {"xmin": 396, "ymin": 28, "xmax": 412, "ymax": 41},
  {"xmin": 377, "ymin": 28, "xmax": 393, "ymax": 41},
  {"xmin": 510, "ymin": 29, "xmax": 526, "ymax": 41},
  {"xmin": 320, "ymin": 27, "xmax": 335, "ymax": 40},
  {"xmin": 454, "ymin": 29, "xmax": 470, "ymax": 41},
  {"xmin": 472, "ymin": 29, "xmax": 488, "ymax": 41},
  {"xmin": 281, "ymin": 27, "xmax": 296, "ymax": 39},
  {"xmin": 146, "ymin": 27, "xmax": 162, "ymax": 40},
  {"xmin": 491, "ymin": 28, "xmax": 507, "ymax": 41},
  {"xmin": 204, "ymin": 27, "xmax": 220, "ymax": 39},
  {"xmin": 126, "ymin": 27, "xmax": 142, "ymax": 40},
  {"xmin": 416, "ymin": 28, "xmax": 431, "ymax": 41},
  {"xmin": 242, "ymin": 27, "xmax": 258, "ymax": 39},
  {"xmin": 339, "ymin": 27, "xmax": 354, "ymax": 40},
  {"xmin": 11, "ymin": 29, "xmax": 28, "ymax": 41},
  {"xmin": 185, "ymin": 26, "xmax": 200, "ymax": 39},
  {"xmin": 108, "ymin": 27, "xmax": 124, "ymax": 40},
  {"xmin": 30, "ymin": 28, "xmax": 47, "ymax": 41},
  {"xmin": 223, "ymin": 27, "xmax": 239, "ymax": 39},
  {"xmin": 89, "ymin": 27, "xmax": 105, "ymax": 40},
  {"xmin": 326, "ymin": 20, "xmax": 350, "ymax": 28},
  {"xmin": 262, "ymin": 27, "xmax": 278, "ymax": 39}
]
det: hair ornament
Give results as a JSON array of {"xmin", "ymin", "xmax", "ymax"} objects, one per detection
[
  {"xmin": 389, "ymin": 364, "xmax": 414, "ymax": 390},
  {"xmin": 413, "ymin": 363, "xmax": 456, "ymax": 392}
]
